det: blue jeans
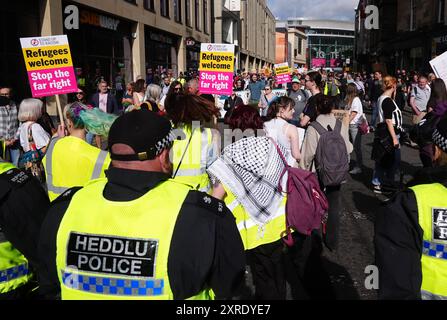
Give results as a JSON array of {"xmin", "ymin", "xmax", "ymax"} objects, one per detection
[
  {"xmin": 372, "ymin": 147, "xmax": 401, "ymax": 186},
  {"xmin": 9, "ymin": 148, "xmax": 20, "ymax": 167}
]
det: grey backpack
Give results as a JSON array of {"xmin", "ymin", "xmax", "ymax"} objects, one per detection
[{"xmin": 310, "ymin": 120, "xmax": 349, "ymax": 187}]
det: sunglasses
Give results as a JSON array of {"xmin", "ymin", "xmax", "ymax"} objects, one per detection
[
  {"xmin": 174, "ymin": 87, "xmax": 182, "ymax": 91},
  {"xmin": 264, "ymin": 88, "xmax": 271, "ymax": 91},
  {"xmin": 77, "ymin": 92, "xmax": 85, "ymax": 95}
]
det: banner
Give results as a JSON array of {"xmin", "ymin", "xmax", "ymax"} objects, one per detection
[
  {"xmin": 312, "ymin": 58, "xmax": 326, "ymax": 68},
  {"xmin": 199, "ymin": 43, "xmax": 235, "ymax": 96},
  {"xmin": 274, "ymin": 63, "xmax": 291, "ymax": 84},
  {"xmin": 20, "ymin": 35, "xmax": 77, "ymax": 98}
]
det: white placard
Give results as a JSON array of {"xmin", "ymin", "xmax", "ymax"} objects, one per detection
[{"xmin": 430, "ymin": 51, "xmax": 447, "ymax": 84}]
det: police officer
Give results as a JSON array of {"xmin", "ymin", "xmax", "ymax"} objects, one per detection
[
  {"xmin": 375, "ymin": 115, "xmax": 447, "ymax": 299},
  {"xmin": 38, "ymin": 111, "xmax": 245, "ymax": 300},
  {"xmin": 43, "ymin": 102, "xmax": 112, "ymax": 201},
  {"xmin": 0, "ymin": 159, "xmax": 50, "ymax": 299}
]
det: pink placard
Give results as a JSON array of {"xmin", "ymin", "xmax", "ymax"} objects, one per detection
[
  {"xmin": 27, "ymin": 66, "xmax": 78, "ymax": 98},
  {"xmin": 199, "ymin": 71, "xmax": 233, "ymax": 95},
  {"xmin": 276, "ymin": 74, "xmax": 291, "ymax": 84},
  {"xmin": 312, "ymin": 58, "xmax": 326, "ymax": 68}
]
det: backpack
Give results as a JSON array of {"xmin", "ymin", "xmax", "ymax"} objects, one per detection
[
  {"xmin": 310, "ymin": 120, "xmax": 349, "ymax": 187},
  {"xmin": 271, "ymin": 139, "xmax": 329, "ymax": 246}
]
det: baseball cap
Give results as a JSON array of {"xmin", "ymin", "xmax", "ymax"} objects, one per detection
[
  {"xmin": 292, "ymin": 77, "xmax": 300, "ymax": 83},
  {"xmin": 108, "ymin": 111, "xmax": 175, "ymax": 161}
]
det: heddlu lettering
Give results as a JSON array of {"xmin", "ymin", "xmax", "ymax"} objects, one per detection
[
  {"xmin": 434, "ymin": 208, "xmax": 447, "ymax": 241},
  {"xmin": 67, "ymin": 232, "xmax": 158, "ymax": 278}
]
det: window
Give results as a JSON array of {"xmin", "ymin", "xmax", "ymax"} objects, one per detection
[
  {"xmin": 195, "ymin": 0, "xmax": 201, "ymax": 31},
  {"xmin": 203, "ymin": 0, "xmax": 208, "ymax": 33},
  {"xmin": 298, "ymin": 38, "xmax": 303, "ymax": 55},
  {"xmin": 124, "ymin": 0, "xmax": 137, "ymax": 4},
  {"xmin": 186, "ymin": 0, "xmax": 192, "ymax": 27},
  {"xmin": 144, "ymin": 0, "xmax": 155, "ymax": 11},
  {"xmin": 439, "ymin": 0, "xmax": 446, "ymax": 23},
  {"xmin": 160, "ymin": 0, "xmax": 169, "ymax": 18},
  {"xmin": 174, "ymin": 0, "xmax": 182, "ymax": 22},
  {"xmin": 410, "ymin": 0, "xmax": 416, "ymax": 30}
]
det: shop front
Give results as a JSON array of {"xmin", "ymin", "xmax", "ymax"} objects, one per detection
[
  {"xmin": 63, "ymin": 1, "xmax": 133, "ymax": 95},
  {"xmin": 145, "ymin": 27, "xmax": 180, "ymax": 77},
  {"xmin": 186, "ymin": 37, "xmax": 201, "ymax": 73}
]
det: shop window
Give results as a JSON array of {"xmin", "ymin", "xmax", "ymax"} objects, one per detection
[
  {"xmin": 174, "ymin": 0, "xmax": 182, "ymax": 23},
  {"xmin": 195, "ymin": 0, "xmax": 201, "ymax": 31},
  {"xmin": 160, "ymin": 0, "xmax": 169, "ymax": 18},
  {"xmin": 203, "ymin": 0, "xmax": 208, "ymax": 34},
  {"xmin": 186, "ymin": 0, "xmax": 192, "ymax": 27},
  {"xmin": 144, "ymin": 0, "xmax": 155, "ymax": 11},
  {"xmin": 439, "ymin": 0, "xmax": 445, "ymax": 24}
]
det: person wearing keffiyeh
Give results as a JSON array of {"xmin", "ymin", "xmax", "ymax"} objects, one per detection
[{"xmin": 208, "ymin": 105, "xmax": 311, "ymax": 300}]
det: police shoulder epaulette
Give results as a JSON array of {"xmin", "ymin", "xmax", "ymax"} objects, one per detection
[
  {"xmin": 0, "ymin": 168, "xmax": 30, "ymax": 189},
  {"xmin": 52, "ymin": 187, "xmax": 83, "ymax": 205},
  {"xmin": 186, "ymin": 191, "xmax": 227, "ymax": 216}
]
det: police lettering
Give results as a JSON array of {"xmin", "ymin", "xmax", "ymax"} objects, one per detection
[
  {"xmin": 433, "ymin": 208, "xmax": 447, "ymax": 241},
  {"xmin": 67, "ymin": 233, "xmax": 157, "ymax": 277}
]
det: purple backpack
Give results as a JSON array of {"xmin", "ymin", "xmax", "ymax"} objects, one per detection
[{"xmin": 271, "ymin": 139, "xmax": 329, "ymax": 247}]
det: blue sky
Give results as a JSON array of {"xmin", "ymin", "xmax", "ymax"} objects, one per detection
[{"xmin": 266, "ymin": 0, "xmax": 358, "ymax": 21}]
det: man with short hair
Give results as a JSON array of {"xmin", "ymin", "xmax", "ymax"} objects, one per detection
[
  {"xmin": 160, "ymin": 74, "xmax": 171, "ymax": 98},
  {"xmin": 89, "ymin": 81, "xmax": 119, "ymax": 115},
  {"xmin": 288, "ymin": 77, "xmax": 308, "ymax": 126},
  {"xmin": 410, "ymin": 75, "xmax": 431, "ymax": 124},
  {"xmin": 0, "ymin": 87, "xmax": 20, "ymax": 166},
  {"xmin": 369, "ymin": 71, "xmax": 384, "ymax": 130}
]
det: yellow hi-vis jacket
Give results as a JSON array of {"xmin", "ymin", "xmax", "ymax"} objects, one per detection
[
  {"xmin": 0, "ymin": 161, "xmax": 32, "ymax": 294},
  {"xmin": 56, "ymin": 178, "xmax": 213, "ymax": 300},
  {"xmin": 172, "ymin": 126, "xmax": 213, "ymax": 193},
  {"xmin": 410, "ymin": 183, "xmax": 447, "ymax": 300},
  {"xmin": 43, "ymin": 136, "xmax": 110, "ymax": 201},
  {"xmin": 223, "ymin": 185, "xmax": 287, "ymax": 250}
]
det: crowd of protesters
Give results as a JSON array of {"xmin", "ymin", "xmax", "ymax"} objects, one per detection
[{"xmin": 1, "ymin": 61, "xmax": 447, "ymax": 301}]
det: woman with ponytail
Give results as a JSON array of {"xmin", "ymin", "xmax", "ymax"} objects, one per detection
[{"xmin": 43, "ymin": 102, "xmax": 117, "ymax": 201}]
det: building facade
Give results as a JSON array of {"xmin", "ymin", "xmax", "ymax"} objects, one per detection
[
  {"xmin": 288, "ymin": 27, "xmax": 307, "ymax": 68},
  {"xmin": 239, "ymin": 0, "xmax": 276, "ymax": 73},
  {"xmin": 1, "ymin": 0, "xmax": 213, "ymax": 100},
  {"xmin": 284, "ymin": 19, "xmax": 355, "ymax": 71},
  {"xmin": 355, "ymin": 0, "xmax": 447, "ymax": 74}
]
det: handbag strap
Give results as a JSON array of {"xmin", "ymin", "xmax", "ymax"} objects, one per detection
[
  {"xmin": 27, "ymin": 123, "xmax": 37, "ymax": 151},
  {"xmin": 173, "ymin": 128, "xmax": 196, "ymax": 179},
  {"xmin": 268, "ymin": 137, "xmax": 289, "ymax": 193}
]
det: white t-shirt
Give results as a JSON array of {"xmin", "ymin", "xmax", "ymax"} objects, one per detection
[
  {"xmin": 19, "ymin": 122, "xmax": 50, "ymax": 152},
  {"xmin": 349, "ymin": 97, "xmax": 364, "ymax": 125},
  {"xmin": 99, "ymin": 93, "xmax": 108, "ymax": 113}
]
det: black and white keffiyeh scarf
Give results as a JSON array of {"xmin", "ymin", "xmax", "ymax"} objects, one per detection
[{"xmin": 207, "ymin": 137, "xmax": 287, "ymax": 225}]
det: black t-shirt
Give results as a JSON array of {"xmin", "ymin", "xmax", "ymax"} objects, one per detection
[
  {"xmin": 303, "ymin": 93, "xmax": 323, "ymax": 122},
  {"xmin": 382, "ymin": 97, "xmax": 396, "ymax": 120}
]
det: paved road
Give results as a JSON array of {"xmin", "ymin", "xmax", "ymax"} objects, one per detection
[{"xmin": 320, "ymin": 106, "xmax": 421, "ymax": 300}]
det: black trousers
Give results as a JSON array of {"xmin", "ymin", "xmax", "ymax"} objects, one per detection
[
  {"xmin": 323, "ymin": 185, "xmax": 342, "ymax": 251},
  {"xmin": 247, "ymin": 233, "xmax": 313, "ymax": 300}
]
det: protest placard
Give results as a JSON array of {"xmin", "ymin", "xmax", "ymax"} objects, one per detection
[
  {"xmin": 430, "ymin": 51, "xmax": 447, "ymax": 85},
  {"xmin": 199, "ymin": 43, "xmax": 235, "ymax": 95},
  {"xmin": 20, "ymin": 35, "xmax": 77, "ymax": 98},
  {"xmin": 21, "ymin": 35, "xmax": 77, "ymax": 124},
  {"xmin": 274, "ymin": 63, "xmax": 291, "ymax": 84}
]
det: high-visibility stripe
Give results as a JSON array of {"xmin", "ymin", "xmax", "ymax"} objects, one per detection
[
  {"xmin": 91, "ymin": 151, "xmax": 109, "ymax": 180},
  {"xmin": 236, "ymin": 204, "xmax": 285, "ymax": 232},
  {"xmin": 423, "ymin": 240, "xmax": 447, "ymax": 260},
  {"xmin": 61, "ymin": 270, "xmax": 164, "ymax": 297},
  {"xmin": 0, "ymin": 263, "xmax": 29, "ymax": 283},
  {"xmin": 45, "ymin": 138, "xmax": 66, "ymax": 194},
  {"xmin": 421, "ymin": 289, "xmax": 447, "ymax": 300}
]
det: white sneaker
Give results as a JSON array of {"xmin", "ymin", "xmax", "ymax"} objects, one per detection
[{"xmin": 349, "ymin": 167, "xmax": 362, "ymax": 175}]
